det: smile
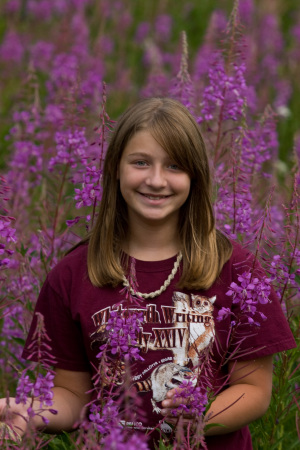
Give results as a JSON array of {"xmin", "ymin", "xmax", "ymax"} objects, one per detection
[{"xmin": 141, "ymin": 194, "xmax": 170, "ymax": 200}]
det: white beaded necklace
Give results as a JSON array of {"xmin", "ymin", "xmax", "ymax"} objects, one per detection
[{"xmin": 122, "ymin": 252, "xmax": 183, "ymax": 299}]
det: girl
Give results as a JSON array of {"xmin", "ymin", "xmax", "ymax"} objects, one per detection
[{"xmin": 0, "ymin": 98, "xmax": 296, "ymax": 449}]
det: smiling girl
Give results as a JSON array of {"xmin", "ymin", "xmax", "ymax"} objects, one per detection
[{"xmin": 0, "ymin": 98, "xmax": 296, "ymax": 449}]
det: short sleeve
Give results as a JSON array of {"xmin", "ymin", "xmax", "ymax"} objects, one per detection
[
  {"xmin": 225, "ymin": 246, "xmax": 296, "ymax": 360},
  {"xmin": 22, "ymin": 276, "xmax": 91, "ymax": 372}
]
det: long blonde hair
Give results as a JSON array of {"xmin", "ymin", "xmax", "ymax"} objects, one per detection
[{"xmin": 87, "ymin": 97, "xmax": 232, "ymax": 290}]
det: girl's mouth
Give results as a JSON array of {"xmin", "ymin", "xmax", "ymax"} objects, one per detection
[{"xmin": 141, "ymin": 193, "xmax": 170, "ymax": 200}]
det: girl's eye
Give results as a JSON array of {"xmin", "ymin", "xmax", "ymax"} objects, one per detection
[
  {"xmin": 134, "ymin": 160, "xmax": 148, "ymax": 167},
  {"xmin": 168, "ymin": 163, "xmax": 180, "ymax": 170}
]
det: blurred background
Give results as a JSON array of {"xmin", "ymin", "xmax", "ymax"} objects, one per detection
[{"xmin": 1, "ymin": 0, "xmax": 300, "ymax": 167}]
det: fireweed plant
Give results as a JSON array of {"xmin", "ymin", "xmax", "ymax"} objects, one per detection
[{"xmin": 0, "ymin": 0, "xmax": 299, "ymax": 448}]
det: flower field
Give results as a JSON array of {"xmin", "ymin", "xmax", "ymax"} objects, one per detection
[{"xmin": 0, "ymin": 0, "xmax": 299, "ymax": 448}]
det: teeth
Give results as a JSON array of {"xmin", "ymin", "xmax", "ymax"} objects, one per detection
[{"xmin": 144, "ymin": 195, "xmax": 166, "ymax": 200}]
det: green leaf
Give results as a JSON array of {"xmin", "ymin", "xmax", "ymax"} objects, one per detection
[
  {"xmin": 204, "ymin": 422, "xmax": 226, "ymax": 432},
  {"xmin": 11, "ymin": 336, "xmax": 26, "ymax": 346},
  {"xmin": 16, "ymin": 243, "xmax": 29, "ymax": 257}
]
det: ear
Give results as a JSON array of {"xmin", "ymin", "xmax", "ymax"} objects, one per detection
[
  {"xmin": 210, "ymin": 295, "xmax": 217, "ymax": 305},
  {"xmin": 173, "ymin": 291, "xmax": 189, "ymax": 302}
]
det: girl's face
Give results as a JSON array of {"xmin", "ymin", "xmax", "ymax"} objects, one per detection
[{"xmin": 118, "ymin": 130, "xmax": 191, "ymax": 229}]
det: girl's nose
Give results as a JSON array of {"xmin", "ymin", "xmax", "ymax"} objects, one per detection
[{"xmin": 145, "ymin": 166, "xmax": 167, "ymax": 188}]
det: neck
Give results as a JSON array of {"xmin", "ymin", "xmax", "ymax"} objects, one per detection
[{"xmin": 123, "ymin": 219, "xmax": 181, "ymax": 261}]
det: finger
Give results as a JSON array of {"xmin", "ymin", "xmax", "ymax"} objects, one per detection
[
  {"xmin": 165, "ymin": 387, "xmax": 184, "ymax": 398},
  {"xmin": 162, "ymin": 396, "xmax": 187, "ymax": 408},
  {"xmin": 0, "ymin": 422, "xmax": 22, "ymax": 444},
  {"xmin": 161, "ymin": 411, "xmax": 196, "ymax": 430}
]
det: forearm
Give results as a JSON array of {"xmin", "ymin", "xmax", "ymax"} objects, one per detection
[
  {"xmin": 205, "ymin": 383, "xmax": 270, "ymax": 436},
  {"xmin": 161, "ymin": 356, "xmax": 273, "ymax": 437},
  {"xmin": 32, "ymin": 386, "xmax": 90, "ymax": 433},
  {"xmin": 2, "ymin": 387, "xmax": 90, "ymax": 438},
  {"xmin": 1, "ymin": 369, "xmax": 93, "ymax": 439}
]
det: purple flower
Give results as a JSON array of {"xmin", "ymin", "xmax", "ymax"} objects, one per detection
[
  {"xmin": 217, "ymin": 307, "xmax": 232, "ymax": 321},
  {"xmin": 4, "ymin": 0, "xmax": 21, "ymax": 14},
  {"xmin": 48, "ymin": 128, "xmax": 89, "ymax": 171},
  {"xmin": 10, "ymin": 141, "xmax": 43, "ymax": 174},
  {"xmin": 135, "ymin": 22, "xmax": 150, "ymax": 42},
  {"xmin": 15, "ymin": 373, "xmax": 34, "ymax": 405},
  {"xmin": 44, "ymin": 104, "xmax": 64, "ymax": 126},
  {"xmin": 268, "ymin": 253, "xmax": 300, "ymax": 302},
  {"xmin": 141, "ymin": 72, "xmax": 170, "ymax": 98},
  {"xmin": 0, "ymin": 30, "xmax": 24, "ymax": 63},
  {"xmin": 74, "ymin": 166, "xmax": 102, "ymax": 209},
  {"xmin": 47, "ymin": 53, "xmax": 79, "ymax": 92},
  {"xmin": 239, "ymin": 0, "xmax": 254, "ymax": 26},
  {"xmin": 11, "ymin": 109, "xmax": 42, "ymax": 137},
  {"xmin": 274, "ymin": 79, "xmax": 292, "ymax": 111},
  {"xmin": 169, "ymin": 33, "xmax": 195, "ymax": 113},
  {"xmin": 89, "ymin": 399, "xmax": 119, "ymax": 434},
  {"xmin": 0, "ymin": 218, "xmax": 16, "ymax": 244},
  {"xmin": 15, "ymin": 370, "xmax": 56, "ymax": 412},
  {"xmin": 0, "ymin": 176, "xmax": 17, "ymax": 267},
  {"xmin": 27, "ymin": 0, "xmax": 53, "ymax": 21},
  {"xmin": 33, "ymin": 372, "xmax": 55, "ymax": 407},
  {"xmin": 241, "ymin": 109, "xmax": 278, "ymax": 174},
  {"xmin": 30, "ymin": 41, "xmax": 54, "ymax": 71},
  {"xmin": 97, "ymin": 310, "xmax": 144, "ymax": 362},
  {"xmin": 154, "ymin": 15, "xmax": 172, "ymax": 42},
  {"xmin": 171, "ymin": 378, "xmax": 208, "ymax": 417},
  {"xmin": 223, "ymin": 270, "xmax": 270, "ymax": 326},
  {"xmin": 101, "ymin": 426, "xmax": 149, "ymax": 450},
  {"xmin": 198, "ymin": 55, "xmax": 247, "ymax": 123},
  {"xmin": 0, "ymin": 305, "xmax": 24, "ymax": 369},
  {"xmin": 215, "ymin": 179, "xmax": 253, "ymax": 240},
  {"xmin": 27, "ymin": 0, "xmax": 73, "ymax": 21},
  {"xmin": 66, "ymin": 216, "xmax": 82, "ymax": 227},
  {"xmin": 26, "ymin": 312, "xmax": 57, "ymax": 367}
]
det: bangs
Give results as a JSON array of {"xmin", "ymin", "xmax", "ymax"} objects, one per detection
[{"xmin": 148, "ymin": 113, "xmax": 201, "ymax": 178}]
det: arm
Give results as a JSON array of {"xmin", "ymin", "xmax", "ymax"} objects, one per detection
[
  {"xmin": 0, "ymin": 368, "xmax": 93, "ymax": 437},
  {"xmin": 161, "ymin": 355, "xmax": 273, "ymax": 435},
  {"xmin": 204, "ymin": 355, "xmax": 273, "ymax": 435}
]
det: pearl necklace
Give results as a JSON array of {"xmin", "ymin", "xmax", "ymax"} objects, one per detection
[{"xmin": 122, "ymin": 252, "xmax": 183, "ymax": 299}]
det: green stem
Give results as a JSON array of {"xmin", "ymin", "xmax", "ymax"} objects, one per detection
[{"xmin": 50, "ymin": 164, "xmax": 69, "ymax": 261}]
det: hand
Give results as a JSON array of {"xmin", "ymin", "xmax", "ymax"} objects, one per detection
[
  {"xmin": 161, "ymin": 388, "xmax": 196, "ymax": 426},
  {"xmin": 0, "ymin": 422, "xmax": 22, "ymax": 444},
  {"xmin": 0, "ymin": 397, "xmax": 29, "ymax": 443}
]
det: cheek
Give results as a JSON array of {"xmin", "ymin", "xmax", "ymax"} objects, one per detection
[
  {"xmin": 118, "ymin": 168, "xmax": 137, "ymax": 199},
  {"xmin": 180, "ymin": 176, "xmax": 191, "ymax": 197},
  {"xmin": 177, "ymin": 177, "xmax": 191, "ymax": 206}
]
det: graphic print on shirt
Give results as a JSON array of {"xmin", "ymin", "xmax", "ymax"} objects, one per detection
[
  {"xmin": 90, "ymin": 291, "xmax": 216, "ymax": 413},
  {"xmin": 135, "ymin": 362, "xmax": 195, "ymax": 414}
]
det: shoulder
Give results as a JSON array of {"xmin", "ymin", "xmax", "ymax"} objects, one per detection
[
  {"xmin": 47, "ymin": 243, "xmax": 88, "ymax": 289},
  {"xmin": 229, "ymin": 241, "xmax": 261, "ymax": 270},
  {"xmin": 218, "ymin": 240, "xmax": 265, "ymax": 284},
  {"xmin": 230, "ymin": 240, "xmax": 251, "ymax": 258}
]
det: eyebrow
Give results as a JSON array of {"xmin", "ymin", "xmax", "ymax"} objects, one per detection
[
  {"xmin": 125, "ymin": 151, "xmax": 177, "ymax": 164},
  {"xmin": 126, "ymin": 152, "xmax": 150, "ymax": 158},
  {"xmin": 126, "ymin": 152, "xmax": 174, "ymax": 161}
]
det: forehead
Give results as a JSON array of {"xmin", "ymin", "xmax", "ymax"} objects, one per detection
[{"xmin": 122, "ymin": 130, "xmax": 171, "ymax": 159}]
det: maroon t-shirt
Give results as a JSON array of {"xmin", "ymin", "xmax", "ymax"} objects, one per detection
[{"xmin": 22, "ymin": 242, "xmax": 296, "ymax": 449}]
